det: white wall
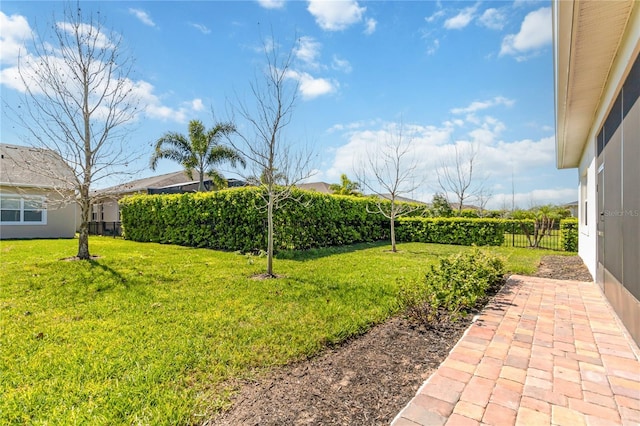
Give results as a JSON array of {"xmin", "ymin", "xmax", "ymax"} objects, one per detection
[{"xmin": 578, "ymin": 143, "xmax": 597, "ymax": 279}]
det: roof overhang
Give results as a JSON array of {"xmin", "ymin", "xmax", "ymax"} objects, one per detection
[{"xmin": 553, "ymin": 0, "xmax": 636, "ymax": 169}]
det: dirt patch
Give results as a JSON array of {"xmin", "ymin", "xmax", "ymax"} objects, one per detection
[
  {"xmin": 61, "ymin": 255, "xmax": 101, "ymax": 262},
  {"xmin": 532, "ymin": 255, "xmax": 593, "ymax": 281},
  {"xmin": 206, "ymin": 255, "xmax": 591, "ymax": 426}
]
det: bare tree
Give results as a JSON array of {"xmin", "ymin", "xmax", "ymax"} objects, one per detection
[
  {"xmin": 229, "ymin": 35, "xmax": 314, "ymax": 277},
  {"xmin": 436, "ymin": 144, "xmax": 486, "ymax": 215},
  {"xmin": 357, "ymin": 122, "xmax": 424, "ymax": 253},
  {"xmin": 475, "ymin": 187, "xmax": 493, "ymax": 217},
  {"xmin": 5, "ymin": 5, "xmax": 139, "ymax": 260}
]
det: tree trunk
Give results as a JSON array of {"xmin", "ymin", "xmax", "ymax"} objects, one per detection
[
  {"xmin": 267, "ymin": 191, "xmax": 274, "ymax": 277},
  {"xmin": 390, "ymin": 214, "xmax": 397, "ymax": 252},
  {"xmin": 77, "ymin": 189, "xmax": 90, "ymax": 260}
]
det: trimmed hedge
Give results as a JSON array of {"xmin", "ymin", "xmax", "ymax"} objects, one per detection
[
  {"xmin": 120, "ymin": 187, "xmax": 394, "ymax": 252},
  {"xmin": 121, "ymin": 187, "xmax": 577, "ymax": 251},
  {"xmin": 560, "ymin": 218, "xmax": 579, "ymax": 252},
  {"xmin": 396, "ymin": 217, "xmax": 506, "ymax": 246}
]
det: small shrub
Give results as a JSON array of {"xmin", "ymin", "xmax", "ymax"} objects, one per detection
[
  {"xmin": 399, "ymin": 249, "xmax": 504, "ymax": 326},
  {"xmin": 560, "ymin": 218, "xmax": 579, "ymax": 252}
]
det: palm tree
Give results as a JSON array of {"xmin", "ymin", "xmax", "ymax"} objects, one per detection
[
  {"xmin": 329, "ymin": 174, "xmax": 361, "ymax": 196},
  {"xmin": 150, "ymin": 120, "xmax": 245, "ymax": 191}
]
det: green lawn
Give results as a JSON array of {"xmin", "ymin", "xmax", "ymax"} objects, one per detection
[{"xmin": 0, "ymin": 237, "xmax": 565, "ymax": 424}]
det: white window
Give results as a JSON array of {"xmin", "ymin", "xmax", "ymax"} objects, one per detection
[{"xmin": 0, "ymin": 195, "xmax": 47, "ymax": 225}]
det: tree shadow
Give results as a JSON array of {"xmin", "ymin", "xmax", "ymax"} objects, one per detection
[
  {"xmin": 472, "ymin": 277, "xmax": 519, "ymax": 327},
  {"xmin": 87, "ymin": 258, "xmax": 131, "ymax": 289},
  {"xmin": 274, "ymin": 240, "xmax": 392, "ymax": 262}
]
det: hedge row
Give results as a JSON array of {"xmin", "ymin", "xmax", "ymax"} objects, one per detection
[
  {"xmin": 396, "ymin": 217, "xmax": 506, "ymax": 246},
  {"xmin": 119, "ymin": 187, "xmax": 578, "ymax": 252},
  {"xmin": 119, "ymin": 187, "xmax": 394, "ymax": 251}
]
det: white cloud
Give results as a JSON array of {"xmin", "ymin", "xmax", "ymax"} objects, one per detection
[
  {"xmin": 190, "ymin": 23, "xmax": 211, "ymax": 34},
  {"xmin": 364, "ymin": 18, "xmax": 377, "ymax": 35},
  {"xmin": 331, "ymin": 55, "xmax": 352, "ymax": 73},
  {"xmin": 295, "ymin": 36, "xmax": 322, "ymax": 68},
  {"xmin": 307, "ymin": 0, "xmax": 366, "ymax": 31},
  {"xmin": 425, "ymin": 9, "xmax": 445, "ymax": 24},
  {"xmin": 323, "ymin": 120, "xmax": 455, "ymax": 185},
  {"xmin": 0, "ymin": 12, "xmax": 197, "ymax": 125},
  {"xmin": 468, "ymin": 116, "xmax": 506, "ymax": 145},
  {"xmin": 500, "ymin": 7, "xmax": 551, "ymax": 59},
  {"xmin": 128, "ymin": 8, "xmax": 156, "ymax": 27},
  {"xmin": 131, "ymin": 81, "xmax": 204, "ymax": 123},
  {"xmin": 426, "ymin": 38, "xmax": 440, "ymax": 56},
  {"xmin": 285, "ymin": 69, "xmax": 337, "ymax": 100},
  {"xmin": 482, "ymin": 136, "xmax": 556, "ymax": 172},
  {"xmin": 0, "ymin": 11, "xmax": 32, "ymax": 66},
  {"xmin": 491, "ymin": 188, "xmax": 576, "ymax": 210},
  {"xmin": 190, "ymin": 98, "xmax": 205, "ymax": 112},
  {"xmin": 257, "ymin": 0, "xmax": 286, "ymax": 9},
  {"xmin": 320, "ymin": 117, "xmax": 564, "ymax": 206},
  {"xmin": 444, "ymin": 5, "xmax": 478, "ymax": 30},
  {"xmin": 478, "ymin": 8, "xmax": 506, "ymax": 30},
  {"xmin": 450, "ymin": 96, "xmax": 514, "ymax": 115}
]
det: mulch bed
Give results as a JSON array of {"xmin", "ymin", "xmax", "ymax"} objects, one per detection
[{"xmin": 206, "ymin": 255, "xmax": 591, "ymax": 426}]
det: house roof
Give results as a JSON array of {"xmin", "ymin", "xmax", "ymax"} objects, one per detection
[
  {"xmin": 553, "ymin": 0, "xmax": 638, "ymax": 169},
  {"xmin": 0, "ymin": 143, "xmax": 76, "ymax": 190},
  {"xmin": 377, "ymin": 193, "xmax": 427, "ymax": 205},
  {"xmin": 94, "ymin": 171, "xmax": 246, "ymax": 196},
  {"xmin": 297, "ymin": 182, "xmax": 333, "ymax": 194},
  {"xmin": 95, "ymin": 171, "xmax": 204, "ymax": 195}
]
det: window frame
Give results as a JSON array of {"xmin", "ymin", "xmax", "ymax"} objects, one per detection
[{"xmin": 0, "ymin": 194, "xmax": 48, "ymax": 225}]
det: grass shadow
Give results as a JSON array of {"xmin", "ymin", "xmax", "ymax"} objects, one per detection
[
  {"xmin": 87, "ymin": 259, "xmax": 131, "ymax": 289},
  {"xmin": 274, "ymin": 240, "xmax": 391, "ymax": 262}
]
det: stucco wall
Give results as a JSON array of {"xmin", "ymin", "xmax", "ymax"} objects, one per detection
[
  {"xmin": 578, "ymin": 145, "xmax": 597, "ymax": 280},
  {"xmin": 0, "ymin": 187, "xmax": 77, "ymax": 239}
]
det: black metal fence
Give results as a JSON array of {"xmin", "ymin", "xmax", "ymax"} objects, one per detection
[
  {"xmin": 502, "ymin": 220, "xmax": 564, "ymax": 251},
  {"xmin": 88, "ymin": 221, "xmax": 122, "ymax": 237}
]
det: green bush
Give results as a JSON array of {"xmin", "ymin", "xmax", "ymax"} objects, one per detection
[
  {"xmin": 399, "ymin": 249, "xmax": 505, "ymax": 326},
  {"xmin": 120, "ymin": 188, "xmax": 396, "ymax": 252},
  {"xmin": 396, "ymin": 217, "xmax": 506, "ymax": 246},
  {"xmin": 458, "ymin": 209, "xmax": 480, "ymax": 218},
  {"xmin": 560, "ymin": 218, "xmax": 579, "ymax": 252}
]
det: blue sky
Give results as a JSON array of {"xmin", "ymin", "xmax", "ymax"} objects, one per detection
[{"xmin": 0, "ymin": 0, "xmax": 577, "ymax": 209}]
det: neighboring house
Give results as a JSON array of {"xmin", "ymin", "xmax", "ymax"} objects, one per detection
[
  {"xmin": 553, "ymin": 1, "xmax": 639, "ymax": 344},
  {"xmin": 91, "ymin": 171, "xmax": 246, "ymax": 223},
  {"xmin": 563, "ymin": 201, "xmax": 579, "ymax": 218},
  {"xmin": 0, "ymin": 143, "xmax": 78, "ymax": 239},
  {"xmin": 296, "ymin": 182, "xmax": 333, "ymax": 194},
  {"xmin": 377, "ymin": 193, "xmax": 427, "ymax": 205}
]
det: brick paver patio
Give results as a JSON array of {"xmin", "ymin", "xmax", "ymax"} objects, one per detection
[{"xmin": 391, "ymin": 275, "xmax": 640, "ymax": 426}]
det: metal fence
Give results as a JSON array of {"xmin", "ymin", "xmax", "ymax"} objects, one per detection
[
  {"xmin": 502, "ymin": 220, "xmax": 564, "ymax": 251},
  {"xmin": 88, "ymin": 221, "xmax": 122, "ymax": 237}
]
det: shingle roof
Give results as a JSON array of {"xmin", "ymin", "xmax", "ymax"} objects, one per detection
[
  {"xmin": 297, "ymin": 182, "xmax": 333, "ymax": 194},
  {"xmin": 0, "ymin": 143, "xmax": 76, "ymax": 190},
  {"xmin": 94, "ymin": 171, "xmax": 247, "ymax": 196},
  {"xmin": 94, "ymin": 171, "xmax": 196, "ymax": 195}
]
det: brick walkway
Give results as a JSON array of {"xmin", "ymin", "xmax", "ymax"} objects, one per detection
[{"xmin": 391, "ymin": 275, "xmax": 640, "ymax": 426}]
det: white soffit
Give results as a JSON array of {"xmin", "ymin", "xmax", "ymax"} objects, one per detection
[{"xmin": 556, "ymin": 0, "xmax": 635, "ymax": 169}]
